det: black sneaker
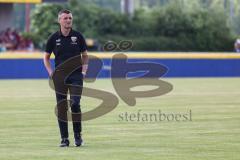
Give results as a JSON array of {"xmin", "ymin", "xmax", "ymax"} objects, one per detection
[
  {"xmin": 59, "ymin": 138, "xmax": 70, "ymax": 147},
  {"xmin": 74, "ymin": 133, "xmax": 83, "ymax": 147}
]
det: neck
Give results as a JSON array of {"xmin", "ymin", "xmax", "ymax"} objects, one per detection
[{"xmin": 60, "ymin": 27, "xmax": 71, "ymax": 36}]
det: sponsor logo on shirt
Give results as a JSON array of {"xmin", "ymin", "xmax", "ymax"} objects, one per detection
[{"xmin": 56, "ymin": 39, "xmax": 61, "ymax": 46}]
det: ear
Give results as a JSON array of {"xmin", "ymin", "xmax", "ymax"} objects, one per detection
[{"xmin": 58, "ymin": 14, "xmax": 61, "ymax": 23}]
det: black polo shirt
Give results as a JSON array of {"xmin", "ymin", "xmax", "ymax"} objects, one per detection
[{"xmin": 45, "ymin": 29, "xmax": 87, "ymax": 67}]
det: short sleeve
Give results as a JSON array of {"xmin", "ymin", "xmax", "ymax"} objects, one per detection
[
  {"xmin": 45, "ymin": 34, "xmax": 55, "ymax": 54},
  {"xmin": 79, "ymin": 34, "xmax": 87, "ymax": 52}
]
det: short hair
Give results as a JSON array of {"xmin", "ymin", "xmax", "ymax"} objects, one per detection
[{"xmin": 58, "ymin": 9, "xmax": 72, "ymax": 19}]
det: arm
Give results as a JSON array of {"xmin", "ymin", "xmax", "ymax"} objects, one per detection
[
  {"xmin": 43, "ymin": 52, "xmax": 53, "ymax": 76},
  {"xmin": 81, "ymin": 50, "xmax": 89, "ymax": 76}
]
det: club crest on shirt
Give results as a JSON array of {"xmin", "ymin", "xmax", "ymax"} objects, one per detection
[{"xmin": 71, "ymin": 36, "xmax": 77, "ymax": 44}]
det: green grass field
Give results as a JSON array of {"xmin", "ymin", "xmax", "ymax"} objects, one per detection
[{"xmin": 0, "ymin": 78, "xmax": 239, "ymax": 160}]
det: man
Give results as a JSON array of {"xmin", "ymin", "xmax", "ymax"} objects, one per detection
[
  {"xmin": 43, "ymin": 9, "xmax": 88, "ymax": 147},
  {"xmin": 234, "ymin": 39, "xmax": 240, "ymax": 52}
]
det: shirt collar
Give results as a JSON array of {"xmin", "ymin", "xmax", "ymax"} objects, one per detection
[{"xmin": 58, "ymin": 28, "xmax": 73, "ymax": 37}]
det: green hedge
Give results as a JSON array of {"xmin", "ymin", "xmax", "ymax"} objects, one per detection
[{"xmin": 30, "ymin": 0, "xmax": 236, "ymax": 51}]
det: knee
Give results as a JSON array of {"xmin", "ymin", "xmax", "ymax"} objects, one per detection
[
  {"xmin": 71, "ymin": 104, "xmax": 81, "ymax": 113},
  {"xmin": 57, "ymin": 100, "xmax": 68, "ymax": 112}
]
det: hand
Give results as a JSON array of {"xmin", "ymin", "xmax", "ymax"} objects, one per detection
[
  {"xmin": 82, "ymin": 64, "xmax": 88, "ymax": 78},
  {"xmin": 49, "ymin": 71, "xmax": 53, "ymax": 78},
  {"xmin": 82, "ymin": 72, "xmax": 86, "ymax": 78}
]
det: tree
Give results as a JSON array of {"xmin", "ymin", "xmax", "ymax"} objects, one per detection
[
  {"xmin": 31, "ymin": 3, "xmax": 64, "ymax": 48},
  {"xmin": 30, "ymin": 0, "xmax": 235, "ymax": 51}
]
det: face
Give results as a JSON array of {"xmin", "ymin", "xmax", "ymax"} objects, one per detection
[{"xmin": 58, "ymin": 13, "xmax": 73, "ymax": 29}]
